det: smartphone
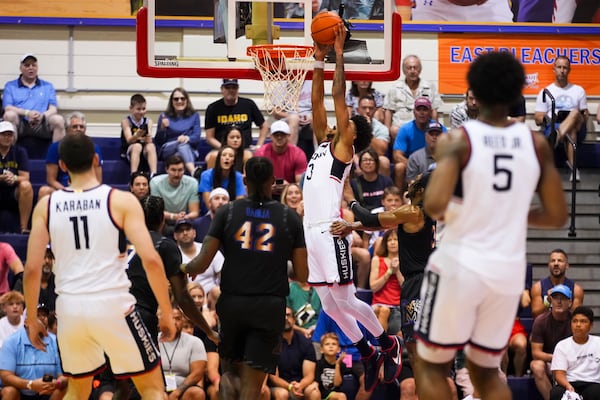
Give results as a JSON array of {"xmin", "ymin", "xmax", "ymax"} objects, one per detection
[
  {"xmin": 43, "ymin": 374, "xmax": 54, "ymax": 382},
  {"xmin": 275, "ymin": 179, "xmax": 284, "ymax": 185}
]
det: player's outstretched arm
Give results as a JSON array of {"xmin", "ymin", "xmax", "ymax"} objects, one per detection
[
  {"xmin": 184, "ymin": 235, "xmax": 222, "ymax": 277},
  {"xmin": 115, "ymin": 190, "xmax": 176, "ymax": 341},
  {"xmin": 528, "ymin": 132, "xmax": 567, "ymax": 228},
  {"xmin": 312, "ymin": 42, "xmax": 330, "ymax": 144},
  {"xmin": 424, "ymin": 129, "xmax": 467, "ymax": 220},
  {"xmin": 170, "ymin": 273, "xmax": 219, "ymax": 344},
  {"xmin": 331, "ymin": 24, "xmax": 353, "ymax": 163},
  {"xmin": 23, "ymin": 196, "xmax": 51, "ymax": 350}
]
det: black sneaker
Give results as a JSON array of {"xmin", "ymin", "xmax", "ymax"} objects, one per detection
[
  {"xmin": 362, "ymin": 349, "xmax": 383, "ymax": 392},
  {"xmin": 382, "ymin": 335, "xmax": 404, "ymax": 383}
]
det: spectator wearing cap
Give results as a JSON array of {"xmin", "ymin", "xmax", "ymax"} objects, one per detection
[
  {"xmin": 2, "ymin": 54, "xmax": 65, "ymax": 159},
  {"xmin": 155, "ymin": 87, "xmax": 201, "ymax": 175},
  {"xmin": 406, "ymin": 120, "xmax": 445, "ymax": 184},
  {"xmin": 191, "ymin": 187, "xmax": 230, "ymax": 243},
  {"xmin": 174, "ymin": 218, "xmax": 224, "ymax": 313},
  {"xmin": 255, "ymin": 120, "xmax": 307, "ymax": 186},
  {"xmin": 383, "ymin": 55, "xmax": 443, "ymax": 141},
  {"xmin": 392, "ymin": 97, "xmax": 447, "ymax": 191},
  {"xmin": 0, "ymin": 120, "xmax": 33, "ymax": 234},
  {"xmin": 530, "ymin": 284, "xmax": 574, "ymax": 400},
  {"xmin": 204, "ymin": 79, "xmax": 269, "ymax": 150}
]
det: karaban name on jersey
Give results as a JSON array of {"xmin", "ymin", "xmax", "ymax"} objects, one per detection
[{"xmin": 54, "ymin": 198, "xmax": 101, "ymax": 213}]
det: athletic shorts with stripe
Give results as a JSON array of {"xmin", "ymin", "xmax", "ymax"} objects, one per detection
[{"xmin": 57, "ymin": 292, "xmax": 160, "ymax": 377}]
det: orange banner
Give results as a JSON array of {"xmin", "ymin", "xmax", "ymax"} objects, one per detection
[{"xmin": 438, "ymin": 34, "xmax": 600, "ymax": 96}]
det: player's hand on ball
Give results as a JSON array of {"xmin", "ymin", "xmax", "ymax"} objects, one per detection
[
  {"xmin": 333, "ymin": 23, "xmax": 347, "ymax": 54},
  {"xmin": 314, "ymin": 41, "xmax": 330, "ymax": 60}
]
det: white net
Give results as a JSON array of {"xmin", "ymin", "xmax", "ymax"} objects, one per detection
[{"xmin": 247, "ymin": 45, "xmax": 315, "ymax": 114}]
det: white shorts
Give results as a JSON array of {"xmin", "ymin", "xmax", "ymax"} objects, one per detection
[
  {"xmin": 412, "ymin": 0, "xmax": 513, "ymax": 22},
  {"xmin": 304, "ymin": 223, "xmax": 354, "ymax": 286},
  {"xmin": 56, "ymin": 291, "xmax": 160, "ymax": 377},
  {"xmin": 414, "ymin": 262, "xmax": 520, "ymax": 368}
]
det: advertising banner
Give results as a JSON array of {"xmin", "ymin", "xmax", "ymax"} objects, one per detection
[{"xmin": 439, "ymin": 33, "xmax": 600, "ymax": 96}]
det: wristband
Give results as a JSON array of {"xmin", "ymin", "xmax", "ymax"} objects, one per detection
[
  {"xmin": 27, "ymin": 380, "xmax": 33, "ymax": 390},
  {"xmin": 314, "ymin": 60, "xmax": 325, "ymax": 69},
  {"xmin": 55, "ymin": 379, "xmax": 62, "ymax": 390},
  {"xmin": 180, "ymin": 263, "xmax": 187, "ymax": 274},
  {"xmin": 288, "ymin": 383, "xmax": 293, "ymax": 391},
  {"xmin": 24, "ymin": 110, "xmax": 30, "ymax": 117}
]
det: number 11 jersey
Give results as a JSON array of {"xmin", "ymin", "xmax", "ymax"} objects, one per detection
[{"xmin": 48, "ymin": 184, "xmax": 130, "ymax": 296}]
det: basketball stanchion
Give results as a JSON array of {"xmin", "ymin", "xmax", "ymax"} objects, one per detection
[{"xmin": 247, "ymin": 44, "xmax": 315, "ymax": 114}]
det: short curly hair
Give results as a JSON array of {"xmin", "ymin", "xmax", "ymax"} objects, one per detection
[
  {"xmin": 467, "ymin": 51, "xmax": 525, "ymax": 108},
  {"xmin": 350, "ymin": 114, "xmax": 373, "ymax": 153}
]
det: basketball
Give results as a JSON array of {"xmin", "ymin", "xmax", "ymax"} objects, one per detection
[{"xmin": 311, "ymin": 11, "xmax": 343, "ymax": 45}]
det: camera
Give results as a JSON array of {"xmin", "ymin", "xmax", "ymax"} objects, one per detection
[{"xmin": 43, "ymin": 374, "xmax": 54, "ymax": 382}]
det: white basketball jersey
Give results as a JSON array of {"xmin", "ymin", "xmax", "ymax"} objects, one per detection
[
  {"xmin": 303, "ymin": 142, "xmax": 352, "ymax": 224},
  {"xmin": 48, "ymin": 184, "xmax": 131, "ymax": 296},
  {"xmin": 430, "ymin": 120, "xmax": 540, "ymax": 292}
]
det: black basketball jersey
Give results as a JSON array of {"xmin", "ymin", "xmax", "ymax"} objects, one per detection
[
  {"xmin": 207, "ymin": 198, "xmax": 305, "ymax": 297},
  {"xmin": 398, "ymin": 214, "xmax": 436, "ymax": 279},
  {"xmin": 128, "ymin": 230, "xmax": 182, "ymax": 314}
]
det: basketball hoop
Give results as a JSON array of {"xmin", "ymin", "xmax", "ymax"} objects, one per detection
[{"xmin": 247, "ymin": 44, "xmax": 315, "ymax": 114}]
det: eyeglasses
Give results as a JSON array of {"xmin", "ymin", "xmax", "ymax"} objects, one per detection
[{"xmin": 173, "ymin": 97, "xmax": 187, "ymax": 102}]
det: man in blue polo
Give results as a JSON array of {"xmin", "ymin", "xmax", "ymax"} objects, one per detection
[
  {"xmin": 2, "ymin": 54, "xmax": 65, "ymax": 159},
  {"xmin": 392, "ymin": 97, "xmax": 447, "ymax": 192}
]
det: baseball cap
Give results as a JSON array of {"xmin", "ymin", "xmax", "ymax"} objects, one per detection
[
  {"xmin": 270, "ymin": 120, "xmax": 291, "ymax": 135},
  {"xmin": 221, "ymin": 79, "xmax": 239, "ymax": 87},
  {"xmin": 414, "ymin": 97, "xmax": 432, "ymax": 109},
  {"xmin": 549, "ymin": 284, "xmax": 572, "ymax": 300},
  {"xmin": 0, "ymin": 121, "xmax": 15, "ymax": 134},
  {"xmin": 174, "ymin": 219, "xmax": 193, "ymax": 231},
  {"xmin": 209, "ymin": 187, "xmax": 230, "ymax": 201},
  {"xmin": 20, "ymin": 53, "xmax": 38, "ymax": 63},
  {"xmin": 426, "ymin": 121, "xmax": 443, "ymax": 133}
]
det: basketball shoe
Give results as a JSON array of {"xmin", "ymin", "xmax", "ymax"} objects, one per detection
[{"xmin": 382, "ymin": 335, "xmax": 404, "ymax": 383}]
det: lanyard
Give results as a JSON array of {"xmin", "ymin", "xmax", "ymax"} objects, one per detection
[{"xmin": 161, "ymin": 334, "xmax": 182, "ymax": 372}]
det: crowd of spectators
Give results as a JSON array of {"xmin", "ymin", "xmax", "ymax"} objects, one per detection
[{"xmin": 0, "ymin": 50, "xmax": 599, "ymax": 400}]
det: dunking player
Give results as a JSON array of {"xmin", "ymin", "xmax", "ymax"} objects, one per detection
[
  {"xmin": 23, "ymin": 134, "xmax": 176, "ymax": 400},
  {"xmin": 303, "ymin": 24, "xmax": 405, "ymax": 392},
  {"xmin": 413, "ymin": 52, "xmax": 567, "ymax": 400},
  {"xmin": 183, "ymin": 157, "xmax": 308, "ymax": 400}
]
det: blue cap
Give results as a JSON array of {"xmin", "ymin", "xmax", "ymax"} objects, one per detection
[
  {"xmin": 221, "ymin": 79, "xmax": 239, "ymax": 87},
  {"xmin": 426, "ymin": 121, "xmax": 443, "ymax": 133},
  {"xmin": 550, "ymin": 284, "xmax": 572, "ymax": 300}
]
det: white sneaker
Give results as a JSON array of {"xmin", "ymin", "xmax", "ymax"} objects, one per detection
[{"xmin": 569, "ymin": 169, "xmax": 580, "ymax": 182}]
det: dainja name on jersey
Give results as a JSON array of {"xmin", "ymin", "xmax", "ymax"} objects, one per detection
[{"xmin": 55, "ymin": 198, "xmax": 101, "ymax": 213}]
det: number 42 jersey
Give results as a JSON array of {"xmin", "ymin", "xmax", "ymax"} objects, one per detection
[{"xmin": 48, "ymin": 184, "xmax": 130, "ymax": 296}]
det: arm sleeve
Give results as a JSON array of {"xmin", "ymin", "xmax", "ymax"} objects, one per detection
[
  {"xmin": 198, "ymin": 170, "xmax": 214, "ymax": 194},
  {"xmin": 534, "ymin": 89, "xmax": 548, "ymax": 113},
  {"xmin": 251, "ymin": 100, "xmax": 266, "ymax": 127},
  {"xmin": 550, "ymin": 340, "xmax": 568, "ymax": 371},
  {"xmin": 204, "ymin": 104, "xmax": 217, "ymax": 130},
  {"xmin": 235, "ymin": 172, "xmax": 246, "ymax": 197},
  {"xmin": 47, "ymin": 82, "xmax": 58, "ymax": 107}
]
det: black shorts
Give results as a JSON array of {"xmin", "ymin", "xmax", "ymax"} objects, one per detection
[
  {"xmin": 400, "ymin": 273, "xmax": 424, "ymax": 344},
  {"xmin": 216, "ymin": 294, "xmax": 286, "ymax": 374}
]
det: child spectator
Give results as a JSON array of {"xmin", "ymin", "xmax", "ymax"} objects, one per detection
[
  {"xmin": 120, "ymin": 94, "xmax": 157, "ymax": 176},
  {"xmin": 306, "ymin": 333, "xmax": 351, "ymax": 400}
]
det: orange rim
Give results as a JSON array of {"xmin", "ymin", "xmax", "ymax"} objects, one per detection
[{"xmin": 247, "ymin": 44, "xmax": 315, "ymax": 59}]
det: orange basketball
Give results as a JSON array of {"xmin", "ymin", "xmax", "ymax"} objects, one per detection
[{"xmin": 311, "ymin": 11, "xmax": 343, "ymax": 45}]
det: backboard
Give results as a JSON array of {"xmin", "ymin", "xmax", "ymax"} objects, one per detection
[{"xmin": 136, "ymin": 0, "xmax": 401, "ymax": 81}]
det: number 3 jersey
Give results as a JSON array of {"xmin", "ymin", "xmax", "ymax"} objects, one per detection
[
  {"xmin": 48, "ymin": 184, "xmax": 130, "ymax": 296},
  {"xmin": 431, "ymin": 120, "xmax": 540, "ymax": 293},
  {"xmin": 207, "ymin": 198, "xmax": 305, "ymax": 297}
]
